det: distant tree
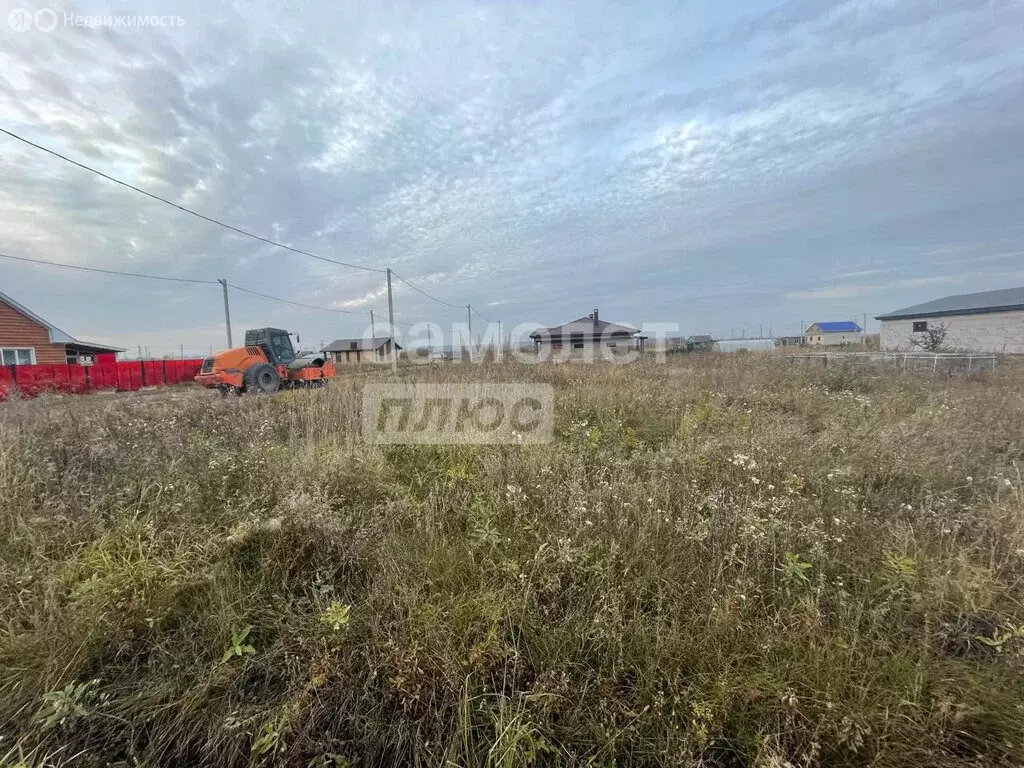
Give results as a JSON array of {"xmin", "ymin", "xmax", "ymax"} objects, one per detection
[{"xmin": 909, "ymin": 322, "xmax": 950, "ymax": 352}]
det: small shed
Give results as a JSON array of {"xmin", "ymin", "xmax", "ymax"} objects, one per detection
[
  {"xmin": 687, "ymin": 334, "xmax": 714, "ymax": 352},
  {"xmin": 775, "ymin": 335, "xmax": 805, "ymax": 348}
]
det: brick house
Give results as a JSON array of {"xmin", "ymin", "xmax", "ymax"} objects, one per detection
[{"xmin": 0, "ymin": 291, "xmax": 124, "ymax": 365}]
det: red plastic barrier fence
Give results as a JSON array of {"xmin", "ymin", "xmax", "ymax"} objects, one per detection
[{"xmin": 0, "ymin": 359, "xmax": 204, "ymax": 400}]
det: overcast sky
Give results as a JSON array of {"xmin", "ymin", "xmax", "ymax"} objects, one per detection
[{"xmin": 2, "ymin": 0, "xmax": 1023, "ymax": 354}]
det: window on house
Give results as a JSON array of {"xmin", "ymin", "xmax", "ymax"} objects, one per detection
[
  {"xmin": 607, "ymin": 342, "xmax": 616, "ymax": 347},
  {"xmin": 573, "ymin": 343, "xmax": 584, "ymax": 349},
  {"xmin": 913, "ymin": 321, "xmax": 928, "ymax": 332},
  {"xmin": 1, "ymin": 348, "xmax": 36, "ymax": 365}
]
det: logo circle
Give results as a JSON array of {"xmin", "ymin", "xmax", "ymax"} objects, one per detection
[
  {"xmin": 7, "ymin": 8, "xmax": 33, "ymax": 31},
  {"xmin": 34, "ymin": 8, "xmax": 57, "ymax": 32}
]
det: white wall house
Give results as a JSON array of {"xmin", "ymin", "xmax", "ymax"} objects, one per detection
[
  {"xmin": 530, "ymin": 309, "xmax": 642, "ymax": 362},
  {"xmin": 322, "ymin": 336, "xmax": 400, "ymax": 363},
  {"xmin": 804, "ymin": 321, "xmax": 863, "ymax": 346},
  {"xmin": 876, "ymin": 287, "xmax": 1024, "ymax": 354}
]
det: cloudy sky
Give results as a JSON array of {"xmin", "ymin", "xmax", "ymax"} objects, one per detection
[{"xmin": 2, "ymin": 0, "xmax": 1023, "ymax": 354}]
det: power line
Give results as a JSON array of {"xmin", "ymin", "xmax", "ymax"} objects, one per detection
[
  {"xmin": 390, "ymin": 269, "xmax": 464, "ymax": 309},
  {"xmin": 1, "ymin": 127, "xmax": 386, "ymax": 274},
  {"xmin": 0, "ymin": 251, "xmax": 217, "ymax": 284},
  {"xmin": 391, "ymin": 270, "xmax": 496, "ymax": 322},
  {"xmin": 229, "ymin": 284, "xmax": 368, "ymax": 315},
  {"xmin": 1, "ymin": 251, "xmax": 371, "ymax": 316},
  {"xmin": 2, "ymin": 128, "xmax": 501, "ymax": 317}
]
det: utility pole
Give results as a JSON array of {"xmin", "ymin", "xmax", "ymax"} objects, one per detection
[
  {"xmin": 218, "ymin": 278, "xmax": 232, "ymax": 348},
  {"xmin": 497, "ymin": 320, "xmax": 503, "ymax": 361},
  {"xmin": 466, "ymin": 304, "xmax": 473, "ymax": 363},
  {"xmin": 386, "ymin": 269, "xmax": 397, "ymax": 372},
  {"xmin": 427, "ymin": 324, "xmax": 433, "ymax": 359},
  {"xmin": 179, "ymin": 343, "xmax": 184, "ymax": 359},
  {"xmin": 370, "ymin": 309, "xmax": 377, "ymax": 362}
]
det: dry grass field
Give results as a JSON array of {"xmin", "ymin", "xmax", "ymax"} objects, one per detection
[{"xmin": 1, "ymin": 356, "xmax": 1023, "ymax": 767}]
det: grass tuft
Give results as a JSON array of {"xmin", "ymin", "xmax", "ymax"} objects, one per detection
[{"xmin": 1, "ymin": 357, "xmax": 1023, "ymax": 766}]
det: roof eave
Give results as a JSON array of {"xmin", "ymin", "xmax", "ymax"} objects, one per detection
[
  {"xmin": 529, "ymin": 331, "xmax": 638, "ymax": 339},
  {"xmin": 0, "ymin": 290, "xmax": 76, "ymax": 343},
  {"xmin": 530, "ymin": 324, "xmax": 639, "ymax": 337},
  {"xmin": 876, "ymin": 304, "xmax": 1024, "ymax": 321},
  {"xmin": 66, "ymin": 340, "xmax": 126, "ymax": 353}
]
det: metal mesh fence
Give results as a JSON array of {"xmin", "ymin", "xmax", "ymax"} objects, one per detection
[{"xmin": 788, "ymin": 352, "xmax": 997, "ymax": 375}]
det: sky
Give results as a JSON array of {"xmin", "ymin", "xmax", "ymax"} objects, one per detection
[{"xmin": 1, "ymin": 0, "xmax": 1023, "ymax": 355}]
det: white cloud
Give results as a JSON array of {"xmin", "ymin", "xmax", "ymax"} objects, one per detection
[{"xmin": 1, "ymin": 0, "xmax": 1022, "ymax": 348}]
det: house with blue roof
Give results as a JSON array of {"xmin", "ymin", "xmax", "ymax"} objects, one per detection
[{"xmin": 804, "ymin": 320, "xmax": 863, "ymax": 346}]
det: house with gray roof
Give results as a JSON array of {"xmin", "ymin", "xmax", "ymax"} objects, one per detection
[
  {"xmin": 322, "ymin": 336, "xmax": 400, "ymax": 364},
  {"xmin": 687, "ymin": 334, "xmax": 714, "ymax": 351},
  {"xmin": 876, "ymin": 286, "xmax": 1024, "ymax": 354},
  {"xmin": 529, "ymin": 309, "xmax": 643, "ymax": 361}
]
